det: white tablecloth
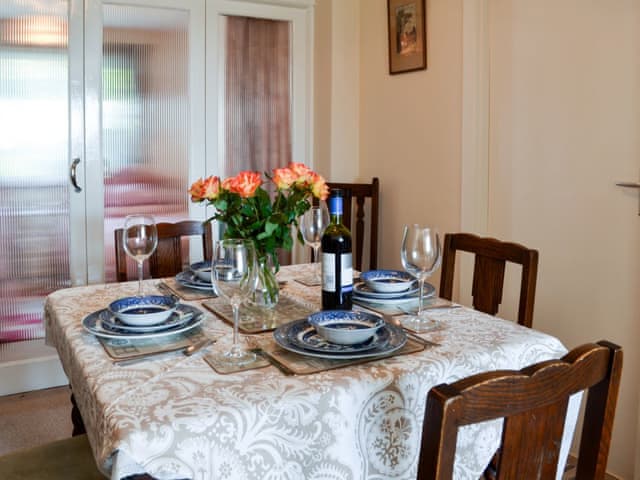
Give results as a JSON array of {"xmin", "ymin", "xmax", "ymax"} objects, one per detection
[{"xmin": 45, "ymin": 264, "xmax": 578, "ymax": 480}]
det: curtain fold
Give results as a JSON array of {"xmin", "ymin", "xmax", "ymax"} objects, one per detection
[{"xmin": 224, "ymin": 16, "xmax": 291, "ymax": 174}]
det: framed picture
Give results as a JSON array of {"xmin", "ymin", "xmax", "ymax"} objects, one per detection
[{"xmin": 387, "ymin": 0, "xmax": 427, "ymax": 74}]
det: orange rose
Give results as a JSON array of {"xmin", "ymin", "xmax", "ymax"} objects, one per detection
[
  {"xmin": 201, "ymin": 176, "xmax": 221, "ymax": 200},
  {"xmin": 188, "ymin": 178, "xmax": 206, "ymax": 202},
  {"xmin": 288, "ymin": 162, "xmax": 313, "ymax": 185},
  {"xmin": 310, "ymin": 173, "xmax": 329, "ymax": 200},
  {"xmin": 272, "ymin": 167, "xmax": 297, "ymax": 189},
  {"xmin": 226, "ymin": 171, "xmax": 262, "ymax": 198}
]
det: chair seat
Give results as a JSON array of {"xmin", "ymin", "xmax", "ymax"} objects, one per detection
[{"xmin": 0, "ymin": 434, "xmax": 104, "ymax": 480}]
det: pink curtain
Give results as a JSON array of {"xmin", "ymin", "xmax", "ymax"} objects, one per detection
[{"xmin": 225, "ymin": 16, "xmax": 291, "ymax": 174}]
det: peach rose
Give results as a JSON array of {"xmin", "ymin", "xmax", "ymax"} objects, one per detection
[
  {"xmin": 226, "ymin": 171, "xmax": 262, "ymax": 198},
  {"xmin": 201, "ymin": 176, "xmax": 221, "ymax": 200},
  {"xmin": 288, "ymin": 162, "xmax": 313, "ymax": 185},
  {"xmin": 272, "ymin": 167, "xmax": 297, "ymax": 189},
  {"xmin": 310, "ymin": 173, "xmax": 329, "ymax": 200},
  {"xmin": 189, "ymin": 176, "xmax": 222, "ymax": 202},
  {"xmin": 189, "ymin": 178, "xmax": 206, "ymax": 202}
]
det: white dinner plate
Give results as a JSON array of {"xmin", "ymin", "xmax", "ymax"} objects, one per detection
[
  {"xmin": 274, "ymin": 319, "xmax": 406, "ymax": 360},
  {"xmin": 83, "ymin": 304, "xmax": 204, "ymax": 340}
]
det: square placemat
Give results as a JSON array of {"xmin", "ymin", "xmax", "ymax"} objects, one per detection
[
  {"xmin": 99, "ymin": 328, "xmax": 209, "ymax": 362},
  {"xmin": 254, "ymin": 337, "xmax": 429, "ymax": 375},
  {"xmin": 203, "ymin": 295, "xmax": 316, "ymax": 334},
  {"xmin": 158, "ymin": 278, "xmax": 217, "ymax": 301}
]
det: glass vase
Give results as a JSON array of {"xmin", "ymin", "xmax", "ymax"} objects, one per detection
[{"xmin": 248, "ymin": 256, "xmax": 279, "ymax": 310}]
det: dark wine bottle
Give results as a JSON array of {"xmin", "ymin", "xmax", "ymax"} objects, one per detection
[{"xmin": 321, "ymin": 189, "xmax": 353, "ymax": 310}]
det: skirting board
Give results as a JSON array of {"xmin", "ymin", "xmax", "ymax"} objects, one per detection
[{"xmin": 0, "ymin": 340, "xmax": 68, "ymax": 396}]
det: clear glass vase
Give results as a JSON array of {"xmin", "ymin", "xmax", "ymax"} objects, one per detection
[{"xmin": 247, "ymin": 256, "xmax": 279, "ymax": 310}]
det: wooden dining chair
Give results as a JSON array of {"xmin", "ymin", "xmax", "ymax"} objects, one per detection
[
  {"xmin": 439, "ymin": 232, "xmax": 538, "ymax": 327},
  {"xmin": 417, "ymin": 340, "xmax": 623, "ymax": 480},
  {"xmin": 115, "ymin": 220, "xmax": 213, "ymax": 281},
  {"xmin": 326, "ymin": 177, "xmax": 379, "ymax": 272}
]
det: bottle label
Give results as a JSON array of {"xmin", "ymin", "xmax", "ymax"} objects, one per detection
[{"xmin": 321, "ymin": 252, "xmax": 353, "ymax": 291}]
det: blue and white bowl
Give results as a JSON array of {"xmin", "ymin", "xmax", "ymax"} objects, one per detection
[
  {"xmin": 108, "ymin": 295, "xmax": 178, "ymax": 327},
  {"xmin": 191, "ymin": 261, "xmax": 212, "ymax": 283},
  {"xmin": 308, "ymin": 310, "xmax": 385, "ymax": 345},
  {"xmin": 360, "ymin": 269, "xmax": 415, "ymax": 293}
]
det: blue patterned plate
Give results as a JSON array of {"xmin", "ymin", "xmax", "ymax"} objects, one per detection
[
  {"xmin": 360, "ymin": 269, "xmax": 415, "ymax": 293},
  {"xmin": 353, "ymin": 281, "xmax": 420, "ymax": 299},
  {"xmin": 176, "ymin": 270, "xmax": 213, "ymax": 291},
  {"xmin": 83, "ymin": 304, "xmax": 204, "ymax": 340},
  {"xmin": 274, "ymin": 319, "xmax": 407, "ymax": 360},
  {"xmin": 101, "ymin": 305, "xmax": 196, "ymax": 333},
  {"xmin": 285, "ymin": 319, "xmax": 390, "ymax": 354},
  {"xmin": 354, "ymin": 282, "xmax": 436, "ymax": 305}
]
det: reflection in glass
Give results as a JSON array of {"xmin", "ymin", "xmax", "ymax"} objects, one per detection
[
  {"xmin": 0, "ymin": 1, "xmax": 70, "ymax": 343},
  {"xmin": 102, "ymin": 5, "xmax": 190, "ymax": 281}
]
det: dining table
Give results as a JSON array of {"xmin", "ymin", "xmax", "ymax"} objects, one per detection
[{"xmin": 44, "ymin": 263, "xmax": 579, "ymax": 480}]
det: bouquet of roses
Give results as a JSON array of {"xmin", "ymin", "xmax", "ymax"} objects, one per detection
[{"xmin": 189, "ymin": 162, "xmax": 329, "ymax": 270}]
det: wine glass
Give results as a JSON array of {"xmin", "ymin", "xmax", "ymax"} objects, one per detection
[
  {"xmin": 210, "ymin": 239, "xmax": 259, "ymax": 366},
  {"xmin": 400, "ymin": 225, "xmax": 442, "ymax": 332},
  {"xmin": 299, "ymin": 205, "xmax": 330, "ymax": 283},
  {"xmin": 122, "ymin": 214, "xmax": 158, "ymax": 297}
]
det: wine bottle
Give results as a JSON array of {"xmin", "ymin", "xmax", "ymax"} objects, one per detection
[{"xmin": 321, "ymin": 189, "xmax": 353, "ymax": 310}]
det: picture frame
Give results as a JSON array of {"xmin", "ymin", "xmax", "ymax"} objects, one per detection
[{"xmin": 387, "ymin": 0, "xmax": 427, "ymax": 74}]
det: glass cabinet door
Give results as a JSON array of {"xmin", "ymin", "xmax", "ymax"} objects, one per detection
[{"xmin": 0, "ymin": 0, "xmax": 73, "ymax": 343}]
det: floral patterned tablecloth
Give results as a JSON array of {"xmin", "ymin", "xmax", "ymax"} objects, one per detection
[{"xmin": 45, "ymin": 264, "xmax": 578, "ymax": 480}]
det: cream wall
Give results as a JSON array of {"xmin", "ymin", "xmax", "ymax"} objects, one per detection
[
  {"xmin": 317, "ymin": 0, "xmax": 637, "ymax": 477},
  {"xmin": 359, "ymin": 0, "xmax": 462, "ymax": 273}
]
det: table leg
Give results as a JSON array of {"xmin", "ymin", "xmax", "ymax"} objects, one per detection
[{"xmin": 70, "ymin": 390, "xmax": 86, "ymax": 436}]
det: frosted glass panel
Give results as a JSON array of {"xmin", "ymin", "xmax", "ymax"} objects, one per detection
[
  {"xmin": 0, "ymin": 1, "xmax": 71, "ymax": 343},
  {"xmin": 102, "ymin": 5, "xmax": 190, "ymax": 281}
]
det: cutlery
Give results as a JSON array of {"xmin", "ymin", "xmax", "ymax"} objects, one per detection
[
  {"xmin": 114, "ymin": 335, "xmax": 214, "ymax": 366},
  {"xmin": 251, "ymin": 348, "xmax": 295, "ymax": 375},
  {"xmin": 156, "ymin": 282, "xmax": 181, "ymax": 301},
  {"xmin": 384, "ymin": 315, "xmax": 440, "ymax": 348}
]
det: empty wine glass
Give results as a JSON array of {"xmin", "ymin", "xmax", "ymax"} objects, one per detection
[
  {"xmin": 211, "ymin": 239, "xmax": 259, "ymax": 366},
  {"xmin": 299, "ymin": 205, "xmax": 330, "ymax": 283},
  {"xmin": 400, "ymin": 225, "xmax": 442, "ymax": 332},
  {"xmin": 122, "ymin": 214, "xmax": 158, "ymax": 297}
]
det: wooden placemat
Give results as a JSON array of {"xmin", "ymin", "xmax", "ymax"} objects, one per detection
[
  {"xmin": 251, "ymin": 336, "xmax": 431, "ymax": 375},
  {"xmin": 158, "ymin": 278, "xmax": 217, "ymax": 301},
  {"xmin": 99, "ymin": 328, "xmax": 208, "ymax": 361},
  {"xmin": 202, "ymin": 295, "xmax": 316, "ymax": 334}
]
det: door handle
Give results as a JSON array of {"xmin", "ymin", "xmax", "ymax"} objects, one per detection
[
  {"xmin": 69, "ymin": 157, "xmax": 82, "ymax": 193},
  {"xmin": 615, "ymin": 181, "xmax": 640, "ymax": 216},
  {"xmin": 615, "ymin": 182, "xmax": 640, "ymax": 188}
]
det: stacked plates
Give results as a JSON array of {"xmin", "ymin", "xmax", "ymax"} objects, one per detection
[
  {"xmin": 176, "ymin": 261, "xmax": 213, "ymax": 291},
  {"xmin": 353, "ymin": 270, "xmax": 435, "ymax": 306},
  {"xmin": 274, "ymin": 316, "xmax": 407, "ymax": 360},
  {"xmin": 83, "ymin": 304, "xmax": 204, "ymax": 340}
]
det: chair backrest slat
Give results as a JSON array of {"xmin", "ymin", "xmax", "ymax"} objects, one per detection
[
  {"xmin": 115, "ymin": 220, "xmax": 212, "ymax": 282},
  {"xmin": 440, "ymin": 232, "xmax": 538, "ymax": 327},
  {"xmin": 326, "ymin": 178, "xmax": 379, "ymax": 271}
]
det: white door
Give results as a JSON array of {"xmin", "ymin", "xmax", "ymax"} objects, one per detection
[
  {"xmin": 0, "ymin": 0, "xmax": 206, "ymax": 395},
  {"xmin": 463, "ymin": 1, "xmax": 640, "ymax": 477}
]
